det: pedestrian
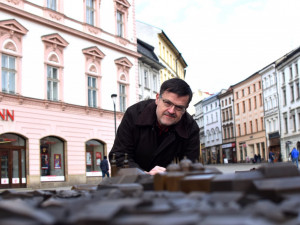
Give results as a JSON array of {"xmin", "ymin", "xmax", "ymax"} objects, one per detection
[
  {"xmin": 257, "ymin": 153, "xmax": 261, "ymax": 163},
  {"xmin": 109, "ymin": 78, "xmax": 200, "ymax": 175},
  {"xmin": 278, "ymin": 152, "xmax": 282, "ymax": 162},
  {"xmin": 100, "ymin": 156, "xmax": 109, "ymax": 178},
  {"xmin": 269, "ymin": 150, "xmax": 274, "ymax": 163},
  {"xmin": 291, "ymin": 147, "xmax": 299, "ymax": 168}
]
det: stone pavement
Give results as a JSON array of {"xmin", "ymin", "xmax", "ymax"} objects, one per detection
[{"xmin": 205, "ymin": 162, "xmax": 265, "ymax": 174}]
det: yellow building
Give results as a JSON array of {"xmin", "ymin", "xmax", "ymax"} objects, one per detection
[{"xmin": 136, "ymin": 21, "xmax": 187, "ymax": 84}]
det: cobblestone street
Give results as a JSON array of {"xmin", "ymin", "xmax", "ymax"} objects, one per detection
[{"xmin": 205, "ymin": 162, "xmax": 273, "ymax": 173}]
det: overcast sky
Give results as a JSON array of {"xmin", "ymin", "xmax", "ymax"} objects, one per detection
[{"xmin": 135, "ymin": 0, "xmax": 300, "ymax": 94}]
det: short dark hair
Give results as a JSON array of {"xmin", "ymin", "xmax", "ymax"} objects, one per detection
[
  {"xmin": 104, "ymin": 156, "xmax": 107, "ymax": 159},
  {"xmin": 160, "ymin": 78, "xmax": 193, "ymax": 104}
]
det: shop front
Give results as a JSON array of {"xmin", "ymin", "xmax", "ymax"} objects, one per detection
[
  {"xmin": 0, "ymin": 133, "xmax": 26, "ymax": 189},
  {"xmin": 221, "ymin": 142, "xmax": 237, "ymax": 163}
]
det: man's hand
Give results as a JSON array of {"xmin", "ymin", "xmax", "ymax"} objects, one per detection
[{"xmin": 146, "ymin": 166, "xmax": 166, "ymax": 175}]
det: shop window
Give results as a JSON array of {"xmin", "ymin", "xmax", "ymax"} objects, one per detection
[
  {"xmin": 0, "ymin": 133, "xmax": 26, "ymax": 187},
  {"xmin": 40, "ymin": 136, "xmax": 65, "ymax": 182},
  {"xmin": 86, "ymin": 139, "xmax": 105, "ymax": 176}
]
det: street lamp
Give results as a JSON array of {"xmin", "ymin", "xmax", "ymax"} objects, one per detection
[{"xmin": 111, "ymin": 94, "xmax": 117, "ymax": 137}]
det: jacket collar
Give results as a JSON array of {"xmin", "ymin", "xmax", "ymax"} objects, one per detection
[{"xmin": 135, "ymin": 100, "xmax": 189, "ymax": 139}]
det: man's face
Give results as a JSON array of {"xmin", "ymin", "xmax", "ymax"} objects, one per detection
[{"xmin": 155, "ymin": 91, "xmax": 189, "ymax": 127}]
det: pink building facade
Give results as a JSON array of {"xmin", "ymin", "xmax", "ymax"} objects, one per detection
[{"xmin": 0, "ymin": 0, "xmax": 139, "ymax": 189}]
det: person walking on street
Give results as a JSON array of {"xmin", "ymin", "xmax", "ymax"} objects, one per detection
[
  {"xmin": 291, "ymin": 147, "xmax": 299, "ymax": 168},
  {"xmin": 100, "ymin": 156, "xmax": 110, "ymax": 178},
  {"xmin": 269, "ymin": 150, "xmax": 275, "ymax": 163}
]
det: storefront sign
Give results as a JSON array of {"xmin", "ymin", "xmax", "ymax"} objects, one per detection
[{"xmin": 0, "ymin": 109, "xmax": 14, "ymax": 121}]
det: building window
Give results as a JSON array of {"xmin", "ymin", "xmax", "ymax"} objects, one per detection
[
  {"xmin": 244, "ymin": 122, "xmax": 247, "ymax": 135},
  {"xmin": 86, "ymin": 0, "xmax": 95, "ymax": 26},
  {"xmin": 47, "ymin": 65, "xmax": 59, "ymax": 101},
  {"xmin": 238, "ymin": 124, "xmax": 241, "ymax": 136},
  {"xmin": 117, "ymin": 11, "xmax": 124, "ymax": 37},
  {"xmin": 295, "ymin": 63, "xmax": 299, "ymax": 77},
  {"xmin": 86, "ymin": 139, "xmax": 104, "ymax": 175},
  {"xmin": 1, "ymin": 54, "xmax": 16, "ymax": 94},
  {"xmin": 242, "ymin": 89, "xmax": 245, "ymax": 97},
  {"xmin": 144, "ymin": 69, "xmax": 149, "ymax": 88},
  {"xmin": 296, "ymin": 82, "xmax": 300, "ymax": 99},
  {"xmin": 259, "ymin": 93, "xmax": 262, "ymax": 106},
  {"xmin": 253, "ymin": 83, "xmax": 256, "ymax": 92},
  {"xmin": 236, "ymin": 92, "xmax": 239, "ymax": 99},
  {"xmin": 250, "ymin": 121, "xmax": 253, "ymax": 133},
  {"xmin": 261, "ymin": 117, "xmax": 264, "ymax": 130},
  {"xmin": 236, "ymin": 103, "xmax": 239, "ymax": 115},
  {"xmin": 119, "ymin": 84, "xmax": 126, "ymax": 112},
  {"xmin": 153, "ymin": 74, "xmax": 158, "ymax": 92},
  {"xmin": 47, "ymin": 0, "xmax": 57, "ymax": 10},
  {"xmin": 254, "ymin": 96, "xmax": 257, "ymax": 109},
  {"xmin": 42, "ymin": 33, "xmax": 68, "ymax": 102},
  {"xmin": 248, "ymin": 98, "xmax": 251, "ymax": 111},
  {"xmin": 282, "ymin": 89, "xmax": 287, "ymax": 106},
  {"xmin": 242, "ymin": 101, "xmax": 245, "ymax": 113},
  {"xmin": 291, "ymin": 84, "xmax": 295, "ymax": 102},
  {"xmin": 258, "ymin": 81, "xmax": 261, "ymax": 89},
  {"xmin": 248, "ymin": 86, "xmax": 251, "ymax": 94},
  {"xmin": 292, "ymin": 114, "xmax": 296, "ymax": 132},
  {"xmin": 40, "ymin": 136, "xmax": 65, "ymax": 181},
  {"xmin": 282, "ymin": 72, "xmax": 285, "ymax": 84},
  {"xmin": 283, "ymin": 113, "xmax": 288, "ymax": 133},
  {"xmin": 88, "ymin": 76, "xmax": 97, "ymax": 107},
  {"xmin": 290, "ymin": 67, "xmax": 293, "ymax": 80},
  {"xmin": 255, "ymin": 119, "xmax": 258, "ymax": 132}
]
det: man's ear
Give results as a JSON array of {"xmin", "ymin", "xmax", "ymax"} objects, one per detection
[{"xmin": 155, "ymin": 93, "xmax": 160, "ymax": 105}]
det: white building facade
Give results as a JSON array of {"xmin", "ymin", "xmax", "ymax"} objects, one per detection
[
  {"xmin": 261, "ymin": 64, "xmax": 281, "ymax": 161},
  {"xmin": 0, "ymin": 0, "xmax": 139, "ymax": 188},
  {"xmin": 277, "ymin": 47, "xmax": 300, "ymax": 161},
  {"xmin": 203, "ymin": 93, "xmax": 223, "ymax": 164}
]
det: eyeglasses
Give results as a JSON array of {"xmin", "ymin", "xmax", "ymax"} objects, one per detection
[{"xmin": 160, "ymin": 98, "xmax": 186, "ymax": 113}]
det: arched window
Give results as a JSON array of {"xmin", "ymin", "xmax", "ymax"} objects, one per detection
[
  {"xmin": 0, "ymin": 19, "xmax": 28, "ymax": 94},
  {"xmin": 115, "ymin": 57, "xmax": 133, "ymax": 112},
  {"xmin": 41, "ymin": 33, "xmax": 68, "ymax": 101},
  {"xmin": 40, "ymin": 136, "xmax": 65, "ymax": 181},
  {"xmin": 85, "ymin": 139, "xmax": 105, "ymax": 176}
]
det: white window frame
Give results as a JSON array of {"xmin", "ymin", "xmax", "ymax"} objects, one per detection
[
  {"xmin": 47, "ymin": 0, "xmax": 57, "ymax": 11},
  {"xmin": 1, "ymin": 54, "xmax": 16, "ymax": 94},
  {"xmin": 119, "ymin": 84, "xmax": 126, "ymax": 112},
  {"xmin": 47, "ymin": 65, "xmax": 59, "ymax": 101},
  {"xmin": 88, "ymin": 76, "xmax": 97, "ymax": 108},
  {"xmin": 86, "ymin": 0, "xmax": 95, "ymax": 26},
  {"xmin": 117, "ymin": 11, "xmax": 124, "ymax": 37}
]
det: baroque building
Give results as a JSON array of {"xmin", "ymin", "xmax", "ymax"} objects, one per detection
[{"xmin": 0, "ymin": 0, "xmax": 139, "ymax": 188}]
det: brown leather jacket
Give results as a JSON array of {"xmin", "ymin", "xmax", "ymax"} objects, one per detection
[{"xmin": 109, "ymin": 99, "xmax": 200, "ymax": 172}]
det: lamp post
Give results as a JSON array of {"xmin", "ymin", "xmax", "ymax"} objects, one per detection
[{"xmin": 111, "ymin": 94, "xmax": 117, "ymax": 137}]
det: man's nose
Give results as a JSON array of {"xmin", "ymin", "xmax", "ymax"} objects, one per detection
[{"xmin": 167, "ymin": 105, "xmax": 176, "ymax": 114}]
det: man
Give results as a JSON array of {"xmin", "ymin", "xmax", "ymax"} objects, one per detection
[
  {"xmin": 109, "ymin": 78, "xmax": 200, "ymax": 175},
  {"xmin": 100, "ymin": 156, "xmax": 109, "ymax": 177},
  {"xmin": 291, "ymin": 147, "xmax": 299, "ymax": 168}
]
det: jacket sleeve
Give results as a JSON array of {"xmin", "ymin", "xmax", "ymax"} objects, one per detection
[
  {"xmin": 178, "ymin": 119, "xmax": 200, "ymax": 162},
  {"xmin": 109, "ymin": 105, "xmax": 141, "ymax": 169}
]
